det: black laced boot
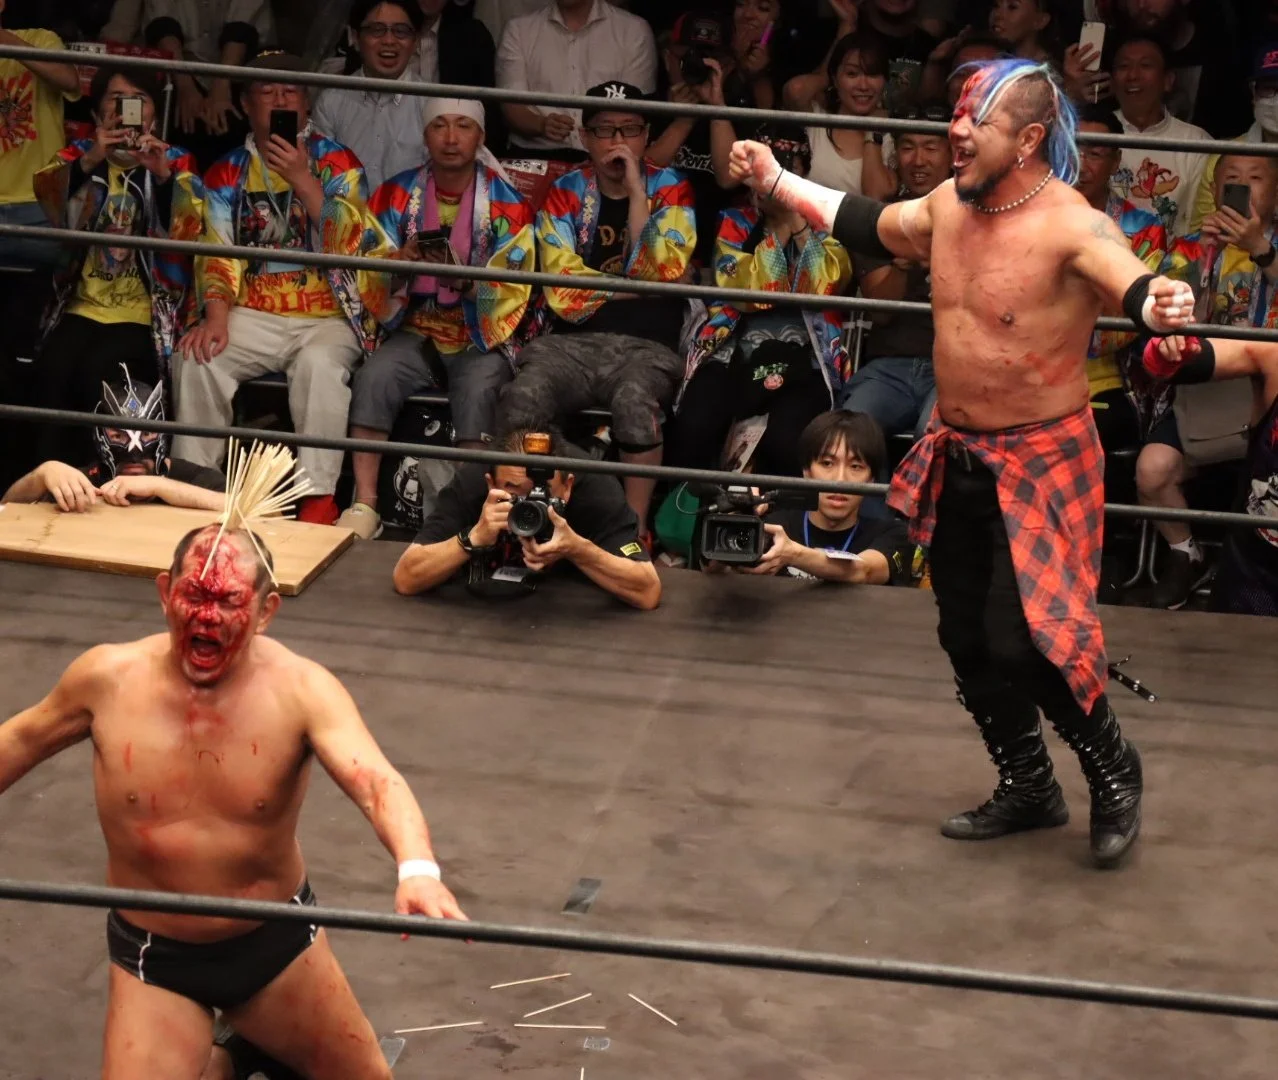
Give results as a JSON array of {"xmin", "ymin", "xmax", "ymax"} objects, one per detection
[
  {"xmin": 1051, "ymin": 702, "xmax": 1142, "ymax": 868},
  {"xmin": 941, "ymin": 684, "xmax": 1070, "ymax": 841}
]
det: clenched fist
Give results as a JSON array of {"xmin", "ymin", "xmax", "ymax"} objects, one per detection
[{"xmin": 728, "ymin": 140, "xmax": 781, "ymax": 191}]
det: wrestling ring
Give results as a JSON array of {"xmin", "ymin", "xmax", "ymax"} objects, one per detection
[{"xmin": 2, "ymin": 44, "xmax": 1278, "ymax": 1079}]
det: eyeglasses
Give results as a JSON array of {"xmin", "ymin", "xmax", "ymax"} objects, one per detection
[
  {"xmin": 585, "ymin": 123, "xmax": 647, "ymax": 139},
  {"xmin": 360, "ymin": 22, "xmax": 416, "ymax": 40}
]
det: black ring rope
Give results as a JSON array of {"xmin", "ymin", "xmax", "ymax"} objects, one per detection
[
  {"xmin": 4, "ymin": 223, "xmax": 1278, "ymax": 343},
  {"xmin": 0, "ymin": 43, "xmax": 1269, "ymax": 158},
  {"xmin": 0, "ymin": 879, "xmax": 1274, "ymax": 1021},
  {"xmin": 4, "ymin": 402, "xmax": 1275, "ymax": 531}
]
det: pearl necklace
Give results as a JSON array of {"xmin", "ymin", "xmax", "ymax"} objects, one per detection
[{"xmin": 975, "ymin": 170, "xmax": 1052, "ymax": 215}]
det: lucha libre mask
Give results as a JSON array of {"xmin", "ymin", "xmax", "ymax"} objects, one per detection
[{"xmin": 93, "ymin": 364, "xmax": 170, "ymax": 479}]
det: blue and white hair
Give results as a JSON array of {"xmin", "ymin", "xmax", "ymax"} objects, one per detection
[{"xmin": 956, "ymin": 57, "xmax": 1080, "ymax": 187}]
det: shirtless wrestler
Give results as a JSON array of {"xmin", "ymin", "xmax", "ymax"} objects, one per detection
[
  {"xmin": 729, "ymin": 58, "xmax": 1196, "ymax": 867},
  {"xmin": 0, "ymin": 525, "xmax": 467, "ymax": 1079}
]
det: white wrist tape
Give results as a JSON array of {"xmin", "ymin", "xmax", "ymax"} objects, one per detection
[
  {"xmin": 1142, "ymin": 283, "xmax": 1194, "ymax": 334},
  {"xmin": 398, "ymin": 859, "xmax": 441, "ymax": 883}
]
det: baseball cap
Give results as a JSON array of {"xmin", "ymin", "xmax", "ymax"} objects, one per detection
[
  {"xmin": 1254, "ymin": 44, "xmax": 1278, "ymax": 82},
  {"xmin": 240, "ymin": 50, "xmax": 308, "ymax": 85},
  {"xmin": 582, "ymin": 81, "xmax": 648, "ymax": 125},
  {"xmin": 671, "ymin": 11, "xmax": 726, "ymax": 51}
]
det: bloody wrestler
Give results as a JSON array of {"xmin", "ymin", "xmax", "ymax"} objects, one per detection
[
  {"xmin": 0, "ymin": 524, "xmax": 467, "ymax": 1079},
  {"xmin": 728, "ymin": 58, "xmax": 1197, "ymax": 867}
]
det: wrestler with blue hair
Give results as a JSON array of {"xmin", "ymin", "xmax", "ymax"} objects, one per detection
[{"xmin": 728, "ymin": 57, "xmax": 1198, "ymax": 869}]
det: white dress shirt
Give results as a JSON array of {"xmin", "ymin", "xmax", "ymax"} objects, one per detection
[
  {"xmin": 474, "ymin": 0, "xmax": 546, "ymax": 46},
  {"xmin": 313, "ymin": 68, "xmax": 429, "ymax": 191},
  {"xmin": 496, "ymin": 0, "xmax": 657, "ymax": 152},
  {"xmin": 415, "ymin": 16, "xmax": 441, "ymax": 83},
  {"xmin": 102, "ymin": 0, "xmax": 275, "ymax": 63}
]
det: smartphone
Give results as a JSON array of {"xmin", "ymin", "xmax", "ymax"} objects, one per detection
[
  {"xmin": 117, "ymin": 95, "xmax": 144, "ymax": 129},
  {"xmin": 415, "ymin": 229, "xmax": 460, "ymax": 266},
  {"xmin": 1079, "ymin": 21, "xmax": 1106, "ymax": 72},
  {"xmin": 1222, "ymin": 183, "xmax": 1252, "ymax": 217},
  {"xmin": 269, "ymin": 109, "xmax": 299, "ymax": 146}
]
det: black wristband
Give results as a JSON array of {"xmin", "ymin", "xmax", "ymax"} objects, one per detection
[
  {"xmin": 832, "ymin": 193, "xmax": 893, "ymax": 259},
  {"xmin": 1255, "ymin": 243, "xmax": 1276, "ymax": 269},
  {"xmin": 1121, "ymin": 273, "xmax": 1157, "ymax": 331},
  {"xmin": 1170, "ymin": 338, "xmax": 1217, "ymax": 385}
]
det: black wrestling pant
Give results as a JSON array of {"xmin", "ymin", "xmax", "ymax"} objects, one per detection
[
  {"xmin": 928, "ymin": 447, "xmax": 1112, "ymax": 739},
  {"xmin": 107, "ymin": 879, "xmax": 318, "ymax": 1010}
]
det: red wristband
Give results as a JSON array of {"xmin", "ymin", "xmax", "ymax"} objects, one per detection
[{"xmin": 1142, "ymin": 336, "xmax": 1198, "ymax": 379}]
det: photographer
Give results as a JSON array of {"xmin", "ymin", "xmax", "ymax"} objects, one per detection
[
  {"xmin": 392, "ymin": 429, "xmax": 661, "ymax": 610},
  {"xmin": 709, "ymin": 410, "xmax": 911, "ymax": 584}
]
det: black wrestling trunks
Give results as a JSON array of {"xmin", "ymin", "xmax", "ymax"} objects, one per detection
[{"xmin": 106, "ymin": 879, "xmax": 319, "ymax": 1010}]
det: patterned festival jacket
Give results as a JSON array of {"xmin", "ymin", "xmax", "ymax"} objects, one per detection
[
  {"xmin": 197, "ymin": 132, "xmax": 377, "ymax": 353},
  {"xmin": 32, "ymin": 141, "xmax": 205, "ymax": 370},
  {"xmin": 359, "ymin": 162, "xmax": 537, "ymax": 359},
  {"xmin": 680, "ymin": 206, "xmax": 853, "ymax": 411},
  {"xmin": 535, "ymin": 161, "xmax": 696, "ymax": 324}
]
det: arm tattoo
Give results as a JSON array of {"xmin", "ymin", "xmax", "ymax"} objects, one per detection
[{"xmin": 1089, "ymin": 214, "xmax": 1132, "ymax": 252}]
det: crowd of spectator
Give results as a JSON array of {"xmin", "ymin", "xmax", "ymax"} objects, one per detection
[{"xmin": 1, "ymin": 0, "xmax": 1277, "ymax": 619}]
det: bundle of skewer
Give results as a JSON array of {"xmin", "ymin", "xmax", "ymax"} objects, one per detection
[{"xmin": 201, "ymin": 438, "xmax": 314, "ymax": 585}]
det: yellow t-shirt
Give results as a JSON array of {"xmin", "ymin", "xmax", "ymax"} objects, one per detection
[
  {"xmin": 0, "ymin": 29, "xmax": 81, "ymax": 205},
  {"xmin": 67, "ymin": 165, "xmax": 152, "ymax": 326},
  {"xmin": 239, "ymin": 154, "xmax": 339, "ymax": 318},
  {"xmin": 405, "ymin": 193, "xmax": 470, "ymax": 354}
]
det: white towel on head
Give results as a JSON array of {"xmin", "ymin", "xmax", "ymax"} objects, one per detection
[{"xmin": 422, "ymin": 97, "xmax": 511, "ymax": 183}]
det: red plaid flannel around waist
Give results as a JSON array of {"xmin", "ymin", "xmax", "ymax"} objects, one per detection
[{"xmin": 888, "ymin": 407, "xmax": 1108, "ymax": 714}]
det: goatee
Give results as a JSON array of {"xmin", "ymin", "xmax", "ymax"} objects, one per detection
[{"xmin": 956, "ymin": 158, "xmax": 1016, "ymax": 207}]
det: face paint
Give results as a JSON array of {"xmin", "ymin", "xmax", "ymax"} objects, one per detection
[
  {"xmin": 167, "ymin": 534, "xmax": 259, "ymax": 687},
  {"xmin": 94, "ymin": 364, "xmax": 169, "ymax": 479}
]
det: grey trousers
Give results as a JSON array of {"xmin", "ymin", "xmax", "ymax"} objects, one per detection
[{"xmin": 172, "ymin": 307, "xmax": 361, "ymax": 494}]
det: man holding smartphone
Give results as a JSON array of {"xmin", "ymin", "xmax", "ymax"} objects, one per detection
[{"xmin": 174, "ymin": 51, "xmax": 376, "ymax": 527}]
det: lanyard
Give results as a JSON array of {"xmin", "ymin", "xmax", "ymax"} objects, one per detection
[
  {"xmin": 804, "ymin": 514, "xmax": 858, "ymax": 553},
  {"xmin": 248, "ymin": 139, "xmax": 295, "ymax": 234}
]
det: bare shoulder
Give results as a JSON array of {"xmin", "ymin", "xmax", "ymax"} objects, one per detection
[
  {"xmin": 923, "ymin": 178, "xmax": 958, "ymax": 216},
  {"xmin": 68, "ymin": 636, "xmax": 163, "ymax": 685},
  {"xmin": 261, "ymin": 639, "xmax": 351, "ymax": 708}
]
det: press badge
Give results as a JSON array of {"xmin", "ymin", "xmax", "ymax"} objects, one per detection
[{"xmin": 823, "ymin": 549, "xmax": 864, "ymax": 562}]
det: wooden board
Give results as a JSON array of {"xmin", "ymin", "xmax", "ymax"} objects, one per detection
[{"xmin": 0, "ymin": 501, "xmax": 354, "ymax": 596}]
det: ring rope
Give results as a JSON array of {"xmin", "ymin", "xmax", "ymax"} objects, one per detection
[
  {"xmin": 5, "ymin": 402, "xmax": 1276, "ymax": 532},
  {"xmin": 0, "ymin": 878, "xmax": 1275, "ymax": 1021},
  {"xmin": 0, "ymin": 43, "xmax": 1268, "ymax": 158},
  {"xmin": 5, "ymin": 222, "xmax": 1278, "ymax": 343}
]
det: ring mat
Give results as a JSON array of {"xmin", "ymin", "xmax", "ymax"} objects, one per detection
[{"xmin": 0, "ymin": 501, "xmax": 353, "ymax": 596}]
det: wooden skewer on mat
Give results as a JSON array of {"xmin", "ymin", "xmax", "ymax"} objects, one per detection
[
  {"xmin": 628, "ymin": 993, "xmax": 678, "ymax": 1027},
  {"xmin": 522, "ymin": 992, "xmax": 591, "ymax": 1019},
  {"xmin": 514, "ymin": 1024, "xmax": 607, "ymax": 1031},
  {"xmin": 393, "ymin": 1020, "xmax": 484, "ymax": 1034},
  {"xmin": 490, "ymin": 973, "xmax": 571, "ymax": 989}
]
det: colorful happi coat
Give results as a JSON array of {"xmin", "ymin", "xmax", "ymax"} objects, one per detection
[
  {"xmin": 535, "ymin": 161, "xmax": 696, "ymax": 323},
  {"xmin": 359, "ymin": 162, "xmax": 537, "ymax": 358},
  {"xmin": 33, "ymin": 141, "xmax": 205, "ymax": 370},
  {"xmin": 197, "ymin": 132, "xmax": 377, "ymax": 352},
  {"xmin": 680, "ymin": 206, "xmax": 853, "ymax": 409}
]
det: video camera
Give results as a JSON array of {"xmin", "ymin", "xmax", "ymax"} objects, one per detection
[
  {"xmin": 691, "ymin": 484, "xmax": 818, "ymax": 568},
  {"xmin": 505, "ymin": 432, "xmax": 566, "ymax": 545}
]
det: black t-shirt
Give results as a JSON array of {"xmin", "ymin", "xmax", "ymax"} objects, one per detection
[
  {"xmin": 764, "ymin": 505, "xmax": 913, "ymax": 583},
  {"xmin": 656, "ymin": 118, "xmax": 729, "ymax": 270},
  {"xmin": 855, "ymin": 248, "xmax": 934, "ymax": 363},
  {"xmin": 414, "ymin": 460, "xmax": 651, "ymax": 580},
  {"xmin": 875, "ymin": 26, "xmax": 941, "ymax": 115},
  {"xmin": 79, "ymin": 457, "xmax": 226, "ymax": 492},
  {"xmin": 555, "ymin": 193, "xmax": 686, "ymax": 350}
]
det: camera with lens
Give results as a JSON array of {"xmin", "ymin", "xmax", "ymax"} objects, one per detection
[
  {"xmin": 680, "ymin": 46, "xmax": 713, "ymax": 86},
  {"xmin": 505, "ymin": 432, "xmax": 566, "ymax": 545},
  {"xmin": 692, "ymin": 484, "xmax": 819, "ymax": 568}
]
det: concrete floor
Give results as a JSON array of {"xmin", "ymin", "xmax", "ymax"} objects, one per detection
[{"xmin": 2, "ymin": 545, "xmax": 1277, "ymax": 1079}]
